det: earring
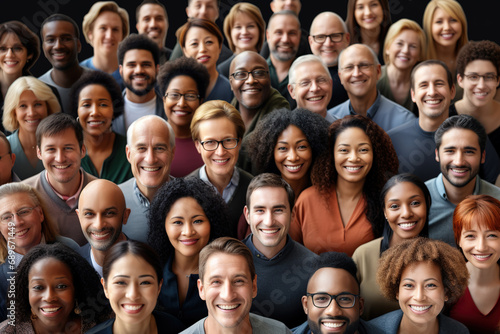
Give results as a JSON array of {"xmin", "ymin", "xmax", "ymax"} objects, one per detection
[
  {"xmin": 30, "ymin": 310, "xmax": 38, "ymax": 320},
  {"xmin": 74, "ymin": 301, "xmax": 81, "ymax": 315},
  {"xmin": 76, "ymin": 117, "xmax": 80, "ymax": 123}
]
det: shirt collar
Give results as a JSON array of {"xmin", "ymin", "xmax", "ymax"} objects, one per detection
[
  {"xmin": 246, "ymin": 234, "xmax": 289, "ymax": 261},
  {"xmin": 436, "ymin": 173, "xmax": 481, "ymax": 200},
  {"xmin": 45, "ymin": 169, "xmax": 84, "ymax": 208},
  {"xmin": 133, "ymin": 179, "xmax": 151, "ymax": 207},
  {"xmin": 199, "ymin": 165, "xmax": 240, "ymax": 200},
  {"xmin": 348, "ymin": 91, "xmax": 381, "ymax": 118}
]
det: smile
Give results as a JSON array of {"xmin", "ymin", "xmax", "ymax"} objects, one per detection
[
  {"xmin": 122, "ymin": 304, "xmax": 143, "ymax": 311},
  {"xmin": 218, "ymin": 304, "xmax": 239, "ymax": 310},
  {"xmin": 345, "ymin": 166, "xmax": 362, "ymax": 171},
  {"xmin": 54, "ymin": 165, "xmax": 70, "ymax": 169},
  {"xmin": 40, "ymin": 306, "xmax": 62, "ymax": 314},
  {"xmin": 398, "ymin": 222, "xmax": 417, "ymax": 230},
  {"xmin": 260, "ymin": 228, "xmax": 280, "ymax": 235},
  {"xmin": 306, "ymin": 96, "xmax": 324, "ymax": 101},
  {"xmin": 180, "ymin": 239, "xmax": 199, "ymax": 246},
  {"xmin": 410, "ymin": 305, "xmax": 431, "ymax": 312},
  {"xmin": 423, "ymin": 99, "xmax": 442, "ymax": 105},
  {"xmin": 213, "ymin": 158, "xmax": 230, "ymax": 164},
  {"xmin": 472, "ymin": 254, "xmax": 492, "ymax": 260},
  {"xmin": 90, "ymin": 230, "xmax": 111, "ymax": 240},
  {"xmin": 141, "ymin": 166, "xmax": 161, "ymax": 172},
  {"xmin": 15, "ymin": 228, "xmax": 29, "ymax": 237},
  {"xmin": 284, "ymin": 164, "xmax": 303, "ymax": 172},
  {"xmin": 322, "ymin": 321, "xmax": 346, "ymax": 328}
]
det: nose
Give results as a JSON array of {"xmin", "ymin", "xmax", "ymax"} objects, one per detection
[
  {"xmin": 324, "ymin": 298, "xmax": 343, "ymax": 316},
  {"xmin": 220, "ymin": 281, "xmax": 235, "ymax": 300},
  {"xmin": 42, "ymin": 286, "xmax": 57, "ymax": 302},
  {"xmin": 352, "ymin": 65, "xmax": 362, "ymax": 76},
  {"xmin": 443, "ymin": 19, "xmax": 450, "ymax": 30},
  {"xmin": 414, "ymin": 285, "xmax": 425, "ymax": 302},
  {"xmin": 348, "ymin": 150, "xmax": 359, "ymax": 161},
  {"xmin": 93, "ymin": 213, "xmax": 106, "ymax": 230},
  {"xmin": 427, "ymin": 83, "xmax": 437, "ymax": 96},
  {"xmin": 105, "ymin": 28, "xmax": 113, "ymax": 39},
  {"xmin": 176, "ymin": 94, "xmax": 187, "ymax": 107},
  {"xmin": 287, "ymin": 148, "xmax": 299, "ymax": 161},
  {"xmin": 144, "ymin": 146, "xmax": 156, "ymax": 164},
  {"xmin": 182, "ymin": 222, "xmax": 194, "ymax": 236},
  {"xmin": 5, "ymin": 48, "xmax": 14, "ymax": 56},
  {"xmin": 310, "ymin": 79, "xmax": 320, "ymax": 92},
  {"xmin": 400, "ymin": 203, "xmax": 413, "ymax": 219},
  {"xmin": 126, "ymin": 283, "xmax": 140, "ymax": 301},
  {"xmin": 215, "ymin": 142, "xmax": 226, "ymax": 155},
  {"xmin": 55, "ymin": 148, "xmax": 64, "ymax": 162},
  {"xmin": 453, "ymin": 150, "xmax": 465, "ymax": 166},
  {"xmin": 475, "ymin": 235, "xmax": 488, "ymax": 252},
  {"xmin": 53, "ymin": 37, "xmax": 62, "ymax": 49},
  {"xmin": 402, "ymin": 43, "xmax": 409, "ymax": 53},
  {"xmin": 364, "ymin": 6, "xmax": 372, "ymax": 15}
]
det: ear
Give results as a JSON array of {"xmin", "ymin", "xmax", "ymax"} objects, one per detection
[
  {"xmin": 411, "ymin": 88, "xmax": 416, "ymax": 103},
  {"xmin": 308, "ymin": 35, "xmax": 313, "ymax": 47},
  {"xmin": 36, "ymin": 146, "xmax": 42, "ymax": 160},
  {"xmin": 301, "ymin": 295, "xmax": 309, "ymax": 314},
  {"xmin": 252, "ymin": 274, "xmax": 258, "ymax": 298},
  {"xmin": 375, "ymin": 64, "xmax": 382, "ymax": 80},
  {"xmin": 266, "ymin": 30, "xmax": 270, "ymax": 42},
  {"xmin": 288, "ymin": 83, "xmax": 296, "ymax": 99},
  {"xmin": 119, "ymin": 64, "xmax": 123, "ymax": 77},
  {"xmin": 10, "ymin": 153, "xmax": 15, "ymax": 168},
  {"xmin": 396, "ymin": 292, "xmax": 399, "ymax": 301},
  {"xmin": 450, "ymin": 83, "xmax": 456, "ymax": 101},
  {"xmin": 186, "ymin": 6, "xmax": 191, "ymax": 18},
  {"xmin": 195, "ymin": 140, "xmax": 202, "ymax": 154},
  {"xmin": 197, "ymin": 278, "xmax": 206, "ymax": 300},
  {"xmin": 358, "ymin": 296, "xmax": 364, "ymax": 316},
  {"xmin": 75, "ymin": 209, "xmax": 79, "ymax": 216},
  {"xmin": 80, "ymin": 144, "xmax": 86, "ymax": 159},
  {"xmin": 457, "ymin": 74, "xmax": 464, "ymax": 89},
  {"xmin": 155, "ymin": 63, "xmax": 160, "ymax": 75},
  {"xmin": 126, "ymin": 145, "xmax": 132, "ymax": 163},
  {"xmin": 345, "ymin": 33, "xmax": 350, "ymax": 44},
  {"xmin": 122, "ymin": 208, "xmax": 131, "ymax": 226},
  {"xmin": 270, "ymin": 1, "xmax": 277, "ymax": 12},
  {"xmin": 435, "ymin": 148, "xmax": 439, "ymax": 163},
  {"xmin": 157, "ymin": 279, "xmax": 163, "ymax": 297},
  {"xmin": 101, "ymin": 278, "xmax": 109, "ymax": 299},
  {"xmin": 244, "ymin": 205, "xmax": 250, "ymax": 225},
  {"xmin": 76, "ymin": 39, "xmax": 82, "ymax": 54},
  {"xmin": 481, "ymin": 149, "xmax": 486, "ymax": 164}
]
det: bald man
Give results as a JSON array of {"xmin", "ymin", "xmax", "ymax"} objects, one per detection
[{"xmin": 76, "ymin": 179, "xmax": 130, "ymax": 277}]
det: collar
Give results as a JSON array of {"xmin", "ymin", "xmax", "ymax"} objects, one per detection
[
  {"xmin": 436, "ymin": 173, "xmax": 481, "ymax": 200},
  {"xmin": 45, "ymin": 169, "xmax": 84, "ymax": 208},
  {"xmin": 199, "ymin": 165, "xmax": 240, "ymax": 188},
  {"xmin": 245, "ymin": 234, "xmax": 290, "ymax": 261},
  {"xmin": 348, "ymin": 91, "xmax": 381, "ymax": 118},
  {"xmin": 132, "ymin": 179, "xmax": 151, "ymax": 208}
]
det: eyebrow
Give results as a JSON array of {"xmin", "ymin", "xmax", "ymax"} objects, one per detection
[
  {"xmin": 82, "ymin": 206, "xmax": 118, "ymax": 211},
  {"xmin": 401, "ymin": 278, "xmax": 438, "ymax": 282},
  {"xmin": 112, "ymin": 274, "xmax": 155, "ymax": 279},
  {"xmin": 252, "ymin": 204, "xmax": 287, "ymax": 210},
  {"xmin": 277, "ymin": 139, "xmax": 308, "ymax": 144},
  {"xmin": 387, "ymin": 194, "xmax": 422, "ymax": 202},
  {"xmin": 442, "ymin": 145, "xmax": 477, "ymax": 151}
]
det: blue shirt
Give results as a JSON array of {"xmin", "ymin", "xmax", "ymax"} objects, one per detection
[
  {"xmin": 80, "ymin": 57, "xmax": 124, "ymax": 90},
  {"xmin": 199, "ymin": 165, "xmax": 239, "ymax": 203}
]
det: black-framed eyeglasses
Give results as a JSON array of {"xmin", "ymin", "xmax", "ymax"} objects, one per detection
[
  {"xmin": 307, "ymin": 292, "xmax": 359, "ymax": 309},
  {"xmin": 1, "ymin": 206, "xmax": 38, "ymax": 225},
  {"xmin": 199, "ymin": 138, "xmax": 239, "ymax": 151},
  {"xmin": 164, "ymin": 92, "xmax": 200, "ymax": 101},
  {"xmin": 464, "ymin": 73, "xmax": 499, "ymax": 83},
  {"xmin": 230, "ymin": 69, "xmax": 269, "ymax": 81},
  {"xmin": 312, "ymin": 33, "xmax": 345, "ymax": 43}
]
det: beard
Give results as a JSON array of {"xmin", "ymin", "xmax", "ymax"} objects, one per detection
[
  {"xmin": 125, "ymin": 75, "xmax": 156, "ymax": 96},
  {"xmin": 307, "ymin": 316, "xmax": 360, "ymax": 334}
]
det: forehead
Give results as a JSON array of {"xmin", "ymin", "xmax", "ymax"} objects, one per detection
[
  {"xmin": 341, "ymin": 46, "xmax": 373, "ymax": 65},
  {"xmin": 80, "ymin": 181, "xmax": 124, "ymax": 208},
  {"xmin": 295, "ymin": 61, "xmax": 328, "ymax": 78},
  {"xmin": 308, "ymin": 268, "xmax": 359, "ymax": 294},
  {"xmin": 232, "ymin": 53, "xmax": 267, "ymax": 71},
  {"xmin": 465, "ymin": 59, "xmax": 497, "ymax": 73},
  {"xmin": 311, "ymin": 15, "xmax": 344, "ymax": 34},
  {"xmin": 123, "ymin": 48, "xmax": 155, "ymax": 62},
  {"xmin": 131, "ymin": 121, "xmax": 171, "ymax": 145},
  {"xmin": 94, "ymin": 11, "xmax": 122, "ymax": 26},
  {"xmin": 40, "ymin": 128, "xmax": 79, "ymax": 147},
  {"xmin": 250, "ymin": 186, "xmax": 289, "ymax": 206},
  {"xmin": 189, "ymin": 0, "xmax": 218, "ymax": 7},
  {"xmin": 414, "ymin": 64, "xmax": 448, "ymax": 84},
  {"xmin": 0, "ymin": 32, "xmax": 21, "ymax": 45},
  {"xmin": 79, "ymin": 84, "xmax": 111, "ymax": 98},
  {"xmin": 440, "ymin": 128, "xmax": 480, "ymax": 148},
  {"xmin": 138, "ymin": 3, "xmax": 166, "ymax": 18},
  {"xmin": 204, "ymin": 253, "xmax": 251, "ymax": 279},
  {"xmin": 269, "ymin": 14, "xmax": 299, "ymax": 30},
  {"xmin": 42, "ymin": 20, "xmax": 77, "ymax": 37}
]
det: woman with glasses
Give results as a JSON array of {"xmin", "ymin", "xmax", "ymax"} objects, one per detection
[
  {"xmin": 0, "ymin": 182, "xmax": 79, "ymax": 322},
  {"xmin": 2, "ymin": 76, "xmax": 60, "ymax": 180},
  {"xmin": 179, "ymin": 18, "xmax": 233, "ymax": 103},
  {"xmin": 370, "ymin": 237, "xmax": 469, "ymax": 334},
  {"xmin": 377, "ymin": 19, "xmax": 426, "ymax": 116},
  {"xmin": 157, "ymin": 56, "xmax": 209, "ymax": 177},
  {"xmin": 455, "ymin": 40, "xmax": 500, "ymax": 156},
  {"xmin": 189, "ymin": 100, "xmax": 252, "ymax": 238},
  {"xmin": 148, "ymin": 177, "xmax": 231, "ymax": 327}
]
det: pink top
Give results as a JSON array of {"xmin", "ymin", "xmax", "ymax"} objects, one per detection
[{"xmin": 170, "ymin": 137, "xmax": 204, "ymax": 177}]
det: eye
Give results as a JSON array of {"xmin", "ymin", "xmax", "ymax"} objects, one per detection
[
  {"xmin": 56, "ymin": 284, "xmax": 68, "ymax": 289},
  {"xmin": 104, "ymin": 210, "xmax": 117, "ymax": 217},
  {"xmin": 297, "ymin": 144, "xmax": 309, "ymax": 150},
  {"xmin": 410, "ymin": 200, "xmax": 421, "ymax": 206},
  {"xmin": 193, "ymin": 219, "xmax": 205, "ymax": 224},
  {"xmin": 172, "ymin": 220, "xmax": 183, "ymax": 225},
  {"xmin": 83, "ymin": 211, "xmax": 95, "ymax": 217},
  {"xmin": 32, "ymin": 285, "xmax": 44, "ymax": 291},
  {"xmin": 402, "ymin": 283, "xmax": 413, "ymax": 288},
  {"xmin": 389, "ymin": 203, "xmax": 399, "ymax": 210},
  {"xmin": 274, "ymin": 208, "xmax": 284, "ymax": 213},
  {"xmin": 487, "ymin": 233, "xmax": 499, "ymax": 238},
  {"xmin": 136, "ymin": 146, "xmax": 147, "ymax": 152},
  {"xmin": 140, "ymin": 280, "xmax": 153, "ymax": 285},
  {"xmin": 425, "ymin": 283, "xmax": 437, "ymax": 288},
  {"xmin": 113, "ymin": 280, "xmax": 126, "ymax": 286},
  {"xmin": 189, "ymin": 42, "xmax": 199, "ymax": 48},
  {"xmin": 276, "ymin": 146, "xmax": 287, "ymax": 152},
  {"xmin": 463, "ymin": 233, "xmax": 475, "ymax": 239}
]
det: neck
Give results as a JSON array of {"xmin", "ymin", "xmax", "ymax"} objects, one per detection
[
  {"xmin": 18, "ymin": 128, "xmax": 37, "ymax": 149},
  {"xmin": 126, "ymin": 88, "xmax": 156, "ymax": 104},
  {"xmin": 173, "ymin": 251, "xmax": 200, "ymax": 274},
  {"xmin": 168, "ymin": 120, "xmax": 191, "ymax": 138},
  {"xmin": 204, "ymin": 315, "xmax": 253, "ymax": 334},
  {"xmin": 206, "ymin": 68, "xmax": 219, "ymax": 97},
  {"xmin": 113, "ymin": 313, "xmax": 156, "ymax": 334},
  {"xmin": 91, "ymin": 233, "xmax": 127, "ymax": 266},
  {"xmin": 84, "ymin": 131, "xmax": 114, "ymax": 153},
  {"xmin": 386, "ymin": 64, "xmax": 412, "ymax": 83},
  {"xmin": 50, "ymin": 64, "xmax": 84, "ymax": 88},
  {"xmin": 32, "ymin": 315, "xmax": 80, "ymax": 334},
  {"xmin": 335, "ymin": 177, "xmax": 365, "ymax": 198},
  {"xmin": 270, "ymin": 55, "xmax": 294, "ymax": 80},
  {"xmin": 399, "ymin": 313, "xmax": 439, "ymax": 334},
  {"xmin": 442, "ymin": 175, "xmax": 477, "ymax": 205},
  {"xmin": 93, "ymin": 52, "xmax": 118, "ymax": 74},
  {"xmin": 348, "ymin": 91, "xmax": 378, "ymax": 116},
  {"xmin": 138, "ymin": 183, "xmax": 161, "ymax": 203},
  {"xmin": 467, "ymin": 261, "xmax": 500, "ymax": 285},
  {"xmin": 284, "ymin": 176, "xmax": 310, "ymax": 200},
  {"xmin": 48, "ymin": 170, "xmax": 81, "ymax": 197},
  {"xmin": 206, "ymin": 168, "xmax": 233, "ymax": 195},
  {"xmin": 418, "ymin": 111, "xmax": 449, "ymax": 132},
  {"xmin": 361, "ymin": 26, "xmax": 381, "ymax": 44},
  {"xmin": 239, "ymin": 105, "xmax": 258, "ymax": 129}
]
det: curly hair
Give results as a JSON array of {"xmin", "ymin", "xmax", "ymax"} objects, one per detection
[
  {"xmin": 311, "ymin": 115, "xmax": 399, "ymax": 237},
  {"xmin": 456, "ymin": 40, "xmax": 500, "ymax": 77},
  {"xmin": 247, "ymin": 108, "xmax": 329, "ymax": 177},
  {"xmin": 376, "ymin": 237, "xmax": 468, "ymax": 304},
  {"xmin": 69, "ymin": 70, "xmax": 124, "ymax": 120},
  {"xmin": 148, "ymin": 177, "xmax": 232, "ymax": 265},
  {"xmin": 14, "ymin": 243, "xmax": 111, "ymax": 326}
]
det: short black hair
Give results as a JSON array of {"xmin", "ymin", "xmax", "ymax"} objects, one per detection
[
  {"xmin": 309, "ymin": 252, "xmax": 359, "ymax": 288},
  {"xmin": 411, "ymin": 59, "xmax": 453, "ymax": 90},
  {"xmin": 118, "ymin": 33, "xmax": 160, "ymax": 66},
  {"xmin": 36, "ymin": 113, "xmax": 84, "ymax": 149},
  {"xmin": 136, "ymin": 0, "xmax": 167, "ymax": 22},
  {"xmin": 435, "ymin": 114, "xmax": 487, "ymax": 154},
  {"xmin": 40, "ymin": 13, "xmax": 80, "ymax": 39}
]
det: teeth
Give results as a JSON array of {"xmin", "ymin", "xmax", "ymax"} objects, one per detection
[
  {"xmin": 399, "ymin": 222, "xmax": 416, "ymax": 228},
  {"xmin": 244, "ymin": 89, "xmax": 259, "ymax": 92},
  {"xmin": 142, "ymin": 167, "xmax": 160, "ymax": 172},
  {"xmin": 25, "ymin": 120, "xmax": 39, "ymax": 123},
  {"xmin": 323, "ymin": 322, "xmax": 344, "ymax": 328},
  {"xmin": 5, "ymin": 61, "xmax": 17, "ymax": 65},
  {"xmin": 15, "ymin": 229, "xmax": 28, "ymax": 237},
  {"xmin": 123, "ymin": 304, "xmax": 142, "ymax": 310},
  {"xmin": 451, "ymin": 168, "xmax": 467, "ymax": 173},
  {"xmin": 54, "ymin": 165, "xmax": 70, "ymax": 169},
  {"xmin": 411, "ymin": 305, "xmax": 431, "ymax": 311},
  {"xmin": 218, "ymin": 304, "xmax": 238, "ymax": 310},
  {"xmin": 425, "ymin": 99, "xmax": 441, "ymax": 105},
  {"xmin": 261, "ymin": 229, "xmax": 279, "ymax": 234},
  {"xmin": 41, "ymin": 307, "xmax": 60, "ymax": 313},
  {"xmin": 474, "ymin": 254, "xmax": 491, "ymax": 259},
  {"xmin": 285, "ymin": 165, "xmax": 302, "ymax": 171},
  {"xmin": 474, "ymin": 92, "xmax": 487, "ymax": 96},
  {"xmin": 88, "ymin": 121, "xmax": 104, "ymax": 125},
  {"xmin": 345, "ymin": 166, "xmax": 361, "ymax": 171},
  {"xmin": 307, "ymin": 96, "xmax": 323, "ymax": 101},
  {"xmin": 214, "ymin": 159, "xmax": 229, "ymax": 163},
  {"xmin": 92, "ymin": 231, "xmax": 110, "ymax": 238}
]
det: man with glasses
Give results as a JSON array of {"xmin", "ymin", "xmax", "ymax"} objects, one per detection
[
  {"xmin": 294, "ymin": 252, "xmax": 382, "ymax": 334},
  {"xmin": 38, "ymin": 14, "xmax": 88, "ymax": 113},
  {"xmin": 308, "ymin": 12, "xmax": 350, "ymax": 109},
  {"xmin": 327, "ymin": 44, "xmax": 415, "ymax": 131}
]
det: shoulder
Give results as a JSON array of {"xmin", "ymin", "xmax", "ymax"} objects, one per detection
[
  {"xmin": 86, "ymin": 318, "xmax": 114, "ymax": 334},
  {"xmin": 387, "ymin": 119, "xmax": 417, "ymax": 137},
  {"xmin": 186, "ymin": 168, "xmax": 202, "ymax": 179},
  {"xmin": 179, "ymin": 317, "xmax": 206, "ymax": 334},
  {"xmin": 437, "ymin": 313, "xmax": 470, "ymax": 334},
  {"xmin": 291, "ymin": 320, "xmax": 309, "ymax": 334},
  {"xmin": 369, "ymin": 309, "xmax": 403, "ymax": 331},
  {"xmin": 22, "ymin": 172, "xmax": 42, "ymax": 187},
  {"xmin": 118, "ymin": 177, "xmax": 135, "ymax": 189},
  {"xmin": 328, "ymin": 100, "xmax": 350, "ymax": 115},
  {"xmin": 237, "ymin": 168, "xmax": 254, "ymax": 183},
  {"xmin": 478, "ymin": 178, "xmax": 500, "ymax": 196},
  {"xmin": 250, "ymin": 313, "xmax": 292, "ymax": 333},
  {"xmin": 55, "ymin": 235, "xmax": 81, "ymax": 252},
  {"xmin": 352, "ymin": 237, "xmax": 382, "ymax": 259}
]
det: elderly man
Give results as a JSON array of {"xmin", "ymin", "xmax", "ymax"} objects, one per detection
[
  {"xmin": 308, "ymin": 11, "xmax": 350, "ymax": 109},
  {"xmin": 288, "ymin": 55, "xmax": 334, "ymax": 121},
  {"xmin": 118, "ymin": 115, "xmax": 175, "ymax": 243},
  {"xmin": 327, "ymin": 44, "xmax": 415, "ymax": 131},
  {"xmin": 76, "ymin": 179, "xmax": 129, "ymax": 276},
  {"xmin": 0, "ymin": 132, "xmax": 18, "ymax": 186}
]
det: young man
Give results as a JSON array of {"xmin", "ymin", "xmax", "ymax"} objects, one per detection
[
  {"xmin": 181, "ymin": 237, "xmax": 291, "ymax": 333},
  {"xmin": 243, "ymin": 173, "xmax": 318, "ymax": 328}
]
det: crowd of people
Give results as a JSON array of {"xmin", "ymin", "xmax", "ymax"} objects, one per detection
[{"xmin": 0, "ymin": 0, "xmax": 499, "ymax": 333}]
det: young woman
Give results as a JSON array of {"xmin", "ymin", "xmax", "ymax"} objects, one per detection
[
  {"xmin": 352, "ymin": 173, "xmax": 431, "ymax": 320},
  {"xmin": 450, "ymin": 195, "xmax": 500, "ymax": 334},
  {"xmin": 148, "ymin": 177, "xmax": 231, "ymax": 327},
  {"xmin": 69, "ymin": 70, "xmax": 132, "ymax": 184},
  {"xmin": 3, "ymin": 76, "xmax": 60, "ymax": 179},
  {"xmin": 371, "ymin": 237, "xmax": 469, "ymax": 334},
  {"xmin": 179, "ymin": 18, "xmax": 233, "ymax": 103},
  {"xmin": 290, "ymin": 115, "xmax": 399, "ymax": 256},
  {"xmin": 88, "ymin": 240, "xmax": 184, "ymax": 334}
]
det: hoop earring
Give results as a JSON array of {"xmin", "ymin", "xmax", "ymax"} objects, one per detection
[
  {"xmin": 30, "ymin": 310, "xmax": 38, "ymax": 320},
  {"xmin": 74, "ymin": 301, "xmax": 81, "ymax": 315}
]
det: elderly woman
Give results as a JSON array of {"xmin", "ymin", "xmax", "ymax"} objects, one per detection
[
  {"xmin": 148, "ymin": 177, "xmax": 231, "ymax": 327},
  {"xmin": 80, "ymin": 1, "xmax": 129, "ymax": 89},
  {"xmin": 290, "ymin": 115, "xmax": 399, "ymax": 256},
  {"xmin": 0, "ymin": 182, "xmax": 79, "ymax": 321},
  {"xmin": 0, "ymin": 243, "xmax": 111, "ymax": 333},
  {"xmin": 377, "ymin": 19, "xmax": 426, "ymax": 116},
  {"xmin": 217, "ymin": 2, "xmax": 266, "ymax": 78},
  {"xmin": 3, "ymin": 77, "xmax": 60, "ymax": 179},
  {"xmin": 69, "ymin": 70, "xmax": 132, "ymax": 184},
  {"xmin": 370, "ymin": 237, "xmax": 469, "ymax": 334},
  {"xmin": 179, "ymin": 18, "xmax": 233, "ymax": 103}
]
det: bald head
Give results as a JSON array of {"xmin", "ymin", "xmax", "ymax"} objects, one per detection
[{"xmin": 309, "ymin": 12, "xmax": 350, "ymax": 67}]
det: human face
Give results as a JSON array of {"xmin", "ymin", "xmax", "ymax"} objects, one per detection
[
  {"xmin": 198, "ymin": 253, "xmax": 257, "ymax": 330},
  {"xmin": 195, "ymin": 117, "xmax": 240, "ymax": 180},
  {"xmin": 15, "ymin": 90, "xmax": 48, "ymax": 134},
  {"xmin": 29, "ymin": 258, "xmax": 75, "ymax": 330},
  {"xmin": 163, "ymin": 75, "xmax": 200, "ymax": 130},
  {"xmin": 302, "ymin": 268, "xmax": 363, "ymax": 334},
  {"xmin": 0, "ymin": 192, "xmax": 43, "ymax": 256},
  {"xmin": 88, "ymin": 11, "xmax": 123, "ymax": 56},
  {"xmin": 270, "ymin": 0, "xmax": 301, "ymax": 15},
  {"xmin": 457, "ymin": 60, "xmax": 500, "ymax": 108},
  {"xmin": 230, "ymin": 13, "xmax": 259, "ymax": 54},
  {"xmin": 436, "ymin": 128, "xmax": 484, "ymax": 189},
  {"xmin": 339, "ymin": 45, "xmax": 381, "ymax": 100},
  {"xmin": 0, "ymin": 33, "xmax": 31, "ymax": 76},
  {"xmin": 165, "ymin": 197, "xmax": 210, "ymax": 258},
  {"xmin": 245, "ymin": 187, "xmax": 290, "ymax": 255},
  {"xmin": 42, "ymin": 20, "xmax": 81, "ymax": 71},
  {"xmin": 77, "ymin": 84, "xmax": 113, "ymax": 137},
  {"xmin": 229, "ymin": 52, "xmax": 271, "ymax": 111},
  {"xmin": 182, "ymin": 27, "xmax": 221, "ymax": 71},
  {"xmin": 0, "ymin": 139, "xmax": 15, "ymax": 186},
  {"xmin": 411, "ymin": 64, "xmax": 455, "ymax": 120},
  {"xmin": 120, "ymin": 49, "xmax": 158, "ymax": 97},
  {"xmin": 354, "ymin": 0, "xmax": 384, "ymax": 32},
  {"xmin": 274, "ymin": 125, "xmax": 312, "ymax": 184},
  {"xmin": 186, "ymin": 0, "xmax": 219, "ymax": 22},
  {"xmin": 459, "ymin": 221, "xmax": 500, "ymax": 269},
  {"xmin": 37, "ymin": 128, "xmax": 85, "ymax": 186},
  {"xmin": 126, "ymin": 119, "xmax": 174, "ymax": 194},
  {"xmin": 266, "ymin": 15, "xmax": 300, "ymax": 62},
  {"xmin": 309, "ymin": 15, "xmax": 349, "ymax": 67},
  {"xmin": 384, "ymin": 182, "xmax": 427, "ymax": 245},
  {"xmin": 431, "ymin": 8, "xmax": 462, "ymax": 49},
  {"xmin": 397, "ymin": 262, "xmax": 446, "ymax": 328},
  {"xmin": 136, "ymin": 4, "xmax": 168, "ymax": 47},
  {"xmin": 289, "ymin": 62, "xmax": 332, "ymax": 116},
  {"xmin": 334, "ymin": 127, "xmax": 373, "ymax": 185},
  {"xmin": 387, "ymin": 30, "xmax": 421, "ymax": 71},
  {"xmin": 103, "ymin": 254, "xmax": 161, "ymax": 326}
]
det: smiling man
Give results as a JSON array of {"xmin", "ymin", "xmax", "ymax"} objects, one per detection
[
  {"xmin": 181, "ymin": 237, "xmax": 291, "ymax": 334},
  {"xmin": 136, "ymin": 0, "xmax": 171, "ymax": 64},
  {"xmin": 243, "ymin": 173, "xmax": 317, "ymax": 328},
  {"xmin": 76, "ymin": 179, "xmax": 129, "ymax": 277}
]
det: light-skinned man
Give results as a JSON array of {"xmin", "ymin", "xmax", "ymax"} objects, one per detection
[
  {"xmin": 136, "ymin": 0, "xmax": 171, "ymax": 64},
  {"xmin": 244, "ymin": 173, "xmax": 318, "ymax": 328},
  {"xmin": 0, "ymin": 131, "xmax": 18, "ymax": 185},
  {"xmin": 76, "ymin": 179, "xmax": 129, "ymax": 277},
  {"xmin": 328, "ymin": 44, "xmax": 415, "ymax": 131},
  {"xmin": 119, "ymin": 115, "xmax": 175, "ymax": 243}
]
